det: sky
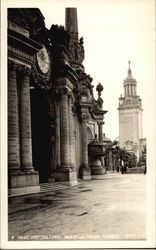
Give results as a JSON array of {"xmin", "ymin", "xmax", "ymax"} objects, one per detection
[
  {"xmin": 2, "ymin": 0, "xmax": 155, "ymax": 141},
  {"xmin": 39, "ymin": 0, "xmax": 155, "ymax": 141}
]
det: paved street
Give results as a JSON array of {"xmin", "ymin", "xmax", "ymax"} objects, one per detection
[{"xmin": 8, "ymin": 173, "xmax": 146, "ymax": 241}]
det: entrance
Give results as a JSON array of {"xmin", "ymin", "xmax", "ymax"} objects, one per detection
[{"xmin": 30, "ymin": 88, "xmax": 51, "ymax": 183}]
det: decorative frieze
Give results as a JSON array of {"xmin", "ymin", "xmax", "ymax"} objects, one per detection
[{"xmin": 8, "ymin": 45, "xmax": 33, "ymax": 63}]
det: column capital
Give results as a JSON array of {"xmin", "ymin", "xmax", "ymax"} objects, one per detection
[
  {"xmin": 18, "ymin": 65, "xmax": 31, "ymax": 76},
  {"xmin": 80, "ymin": 107, "xmax": 90, "ymax": 120},
  {"xmin": 97, "ymin": 121, "xmax": 104, "ymax": 126},
  {"xmin": 55, "ymin": 87, "xmax": 71, "ymax": 97},
  {"xmin": 8, "ymin": 60, "xmax": 17, "ymax": 71}
]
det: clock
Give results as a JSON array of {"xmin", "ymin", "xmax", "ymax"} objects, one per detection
[{"xmin": 36, "ymin": 46, "xmax": 50, "ymax": 74}]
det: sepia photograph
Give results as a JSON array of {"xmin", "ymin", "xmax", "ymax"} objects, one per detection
[{"xmin": 0, "ymin": 0, "xmax": 155, "ymax": 249}]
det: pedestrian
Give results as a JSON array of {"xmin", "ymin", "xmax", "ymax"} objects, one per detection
[
  {"xmin": 121, "ymin": 159, "xmax": 124, "ymax": 174},
  {"xmin": 124, "ymin": 161, "xmax": 127, "ymax": 174}
]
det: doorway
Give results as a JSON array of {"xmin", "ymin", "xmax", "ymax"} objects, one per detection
[{"xmin": 30, "ymin": 88, "xmax": 51, "ymax": 183}]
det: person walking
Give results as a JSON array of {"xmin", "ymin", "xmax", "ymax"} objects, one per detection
[{"xmin": 120, "ymin": 159, "xmax": 124, "ymax": 174}]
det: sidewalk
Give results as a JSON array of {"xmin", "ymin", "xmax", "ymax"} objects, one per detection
[{"xmin": 8, "ymin": 173, "xmax": 146, "ymax": 241}]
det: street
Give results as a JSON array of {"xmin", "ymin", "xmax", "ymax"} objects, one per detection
[{"xmin": 8, "ymin": 173, "xmax": 146, "ymax": 241}]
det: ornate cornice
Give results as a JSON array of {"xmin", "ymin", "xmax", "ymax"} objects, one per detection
[
  {"xmin": 8, "ymin": 29, "xmax": 42, "ymax": 55},
  {"xmin": 55, "ymin": 87, "xmax": 72, "ymax": 98}
]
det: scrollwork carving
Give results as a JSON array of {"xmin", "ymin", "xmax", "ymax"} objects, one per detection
[{"xmin": 30, "ymin": 63, "xmax": 51, "ymax": 90}]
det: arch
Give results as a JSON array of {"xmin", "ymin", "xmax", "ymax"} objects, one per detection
[{"xmin": 87, "ymin": 126, "xmax": 94, "ymax": 143}]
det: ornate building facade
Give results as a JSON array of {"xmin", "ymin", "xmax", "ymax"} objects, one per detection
[
  {"xmin": 118, "ymin": 62, "xmax": 145, "ymax": 161},
  {"xmin": 8, "ymin": 8, "xmax": 107, "ymax": 195}
]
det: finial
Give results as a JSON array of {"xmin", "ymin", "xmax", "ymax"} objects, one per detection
[
  {"xmin": 128, "ymin": 60, "xmax": 132, "ymax": 75},
  {"xmin": 96, "ymin": 82, "xmax": 103, "ymax": 97}
]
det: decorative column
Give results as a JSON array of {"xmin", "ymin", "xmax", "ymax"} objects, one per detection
[
  {"xmin": 68, "ymin": 93, "xmax": 75, "ymax": 168},
  {"xmin": 79, "ymin": 108, "xmax": 91, "ymax": 180},
  {"xmin": 20, "ymin": 66, "xmax": 33, "ymax": 170},
  {"xmin": 98, "ymin": 121, "xmax": 106, "ymax": 170},
  {"xmin": 98, "ymin": 121, "xmax": 104, "ymax": 142},
  {"xmin": 8, "ymin": 61, "xmax": 20, "ymax": 171},
  {"xmin": 60, "ymin": 89, "xmax": 70, "ymax": 167},
  {"xmin": 8, "ymin": 63, "xmax": 40, "ymax": 195},
  {"xmin": 55, "ymin": 99, "xmax": 61, "ymax": 167},
  {"xmin": 55, "ymin": 88, "xmax": 77, "ymax": 184}
]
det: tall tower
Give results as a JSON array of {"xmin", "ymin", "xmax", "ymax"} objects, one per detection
[
  {"xmin": 118, "ymin": 62, "xmax": 143, "ymax": 160},
  {"xmin": 65, "ymin": 8, "xmax": 78, "ymax": 38},
  {"xmin": 65, "ymin": 8, "xmax": 84, "ymax": 71}
]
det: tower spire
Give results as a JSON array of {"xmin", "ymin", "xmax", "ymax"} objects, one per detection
[
  {"xmin": 128, "ymin": 60, "xmax": 132, "ymax": 76},
  {"xmin": 123, "ymin": 61, "xmax": 137, "ymax": 97}
]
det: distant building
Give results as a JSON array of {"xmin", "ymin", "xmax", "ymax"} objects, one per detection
[{"xmin": 118, "ymin": 62, "xmax": 146, "ymax": 161}]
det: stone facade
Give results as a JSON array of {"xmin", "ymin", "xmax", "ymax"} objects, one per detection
[
  {"xmin": 8, "ymin": 8, "xmax": 107, "ymax": 195},
  {"xmin": 118, "ymin": 62, "xmax": 145, "ymax": 161}
]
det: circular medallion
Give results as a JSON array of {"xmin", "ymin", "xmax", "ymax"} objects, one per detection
[{"xmin": 37, "ymin": 46, "xmax": 50, "ymax": 74}]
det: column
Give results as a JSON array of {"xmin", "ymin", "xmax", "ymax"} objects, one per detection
[
  {"xmin": 20, "ymin": 66, "xmax": 33, "ymax": 170},
  {"xmin": 81, "ymin": 117, "xmax": 88, "ymax": 168},
  {"xmin": 98, "ymin": 121, "xmax": 104, "ymax": 142},
  {"xmin": 8, "ymin": 63, "xmax": 39, "ymax": 195},
  {"xmin": 68, "ymin": 93, "xmax": 74, "ymax": 168},
  {"xmin": 79, "ymin": 109, "xmax": 91, "ymax": 179},
  {"xmin": 55, "ymin": 100, "xmax": 61, "ymax": 167},
  {"xmin": 55, "ymin": 88, "xmax": 77, "ymax": 183},
  {"xmin": 124, "ymin": 85, "xmax": 126, "ymax": 97},
  {"xmin": 60, "ymin": 89, "xmax": 69, "ymax": 167},
  {"xmin": 125, "ymin": 85, "xmax": 128, "ymax": 96},
  {"xmin": 129, "ymin": 85, "xmax": 131, "ymax": 96},
  {"xmin": 8, "ymin": 61, "xmax": 20, "ymax": 170},
  {"xmin": 90, "ymin": 121, "xmax": 105, "ymax": 176},
  {"xmin": 132, "ymin": 85, "xmax": 134, "ymax": 95},
  {"xmin": 128, "ymin": 85, "xmax": 130, "ymax": 96},
  {"xmin": 98, "ymin": 121, "xmax": 105, "ymax": 171}
]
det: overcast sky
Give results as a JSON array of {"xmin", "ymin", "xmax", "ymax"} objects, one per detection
[
  {"xmin": 4, "ymin": 0, "xmax": 155, "ymax": 141},
  {"xmin": 39, "ymin": 0, "xmax": 155, "ymax": 141}
]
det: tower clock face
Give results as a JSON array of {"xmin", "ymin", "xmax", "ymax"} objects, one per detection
[{"xmin": 37, "ymin": 46, "xmax": 50, "ymax": 74}]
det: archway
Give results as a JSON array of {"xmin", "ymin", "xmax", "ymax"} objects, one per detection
[
  {"xmin": 87, "ymin": 126, "xmax": 94, "ymax": 144},
  {"xmin": 30, "ymin": 88, "xmax": 51, "ymax": 183}
]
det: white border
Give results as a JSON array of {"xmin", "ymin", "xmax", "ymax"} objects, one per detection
[{"xmin": 1, "ymin": 0, "xmax": 156, "ymax": 249}]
